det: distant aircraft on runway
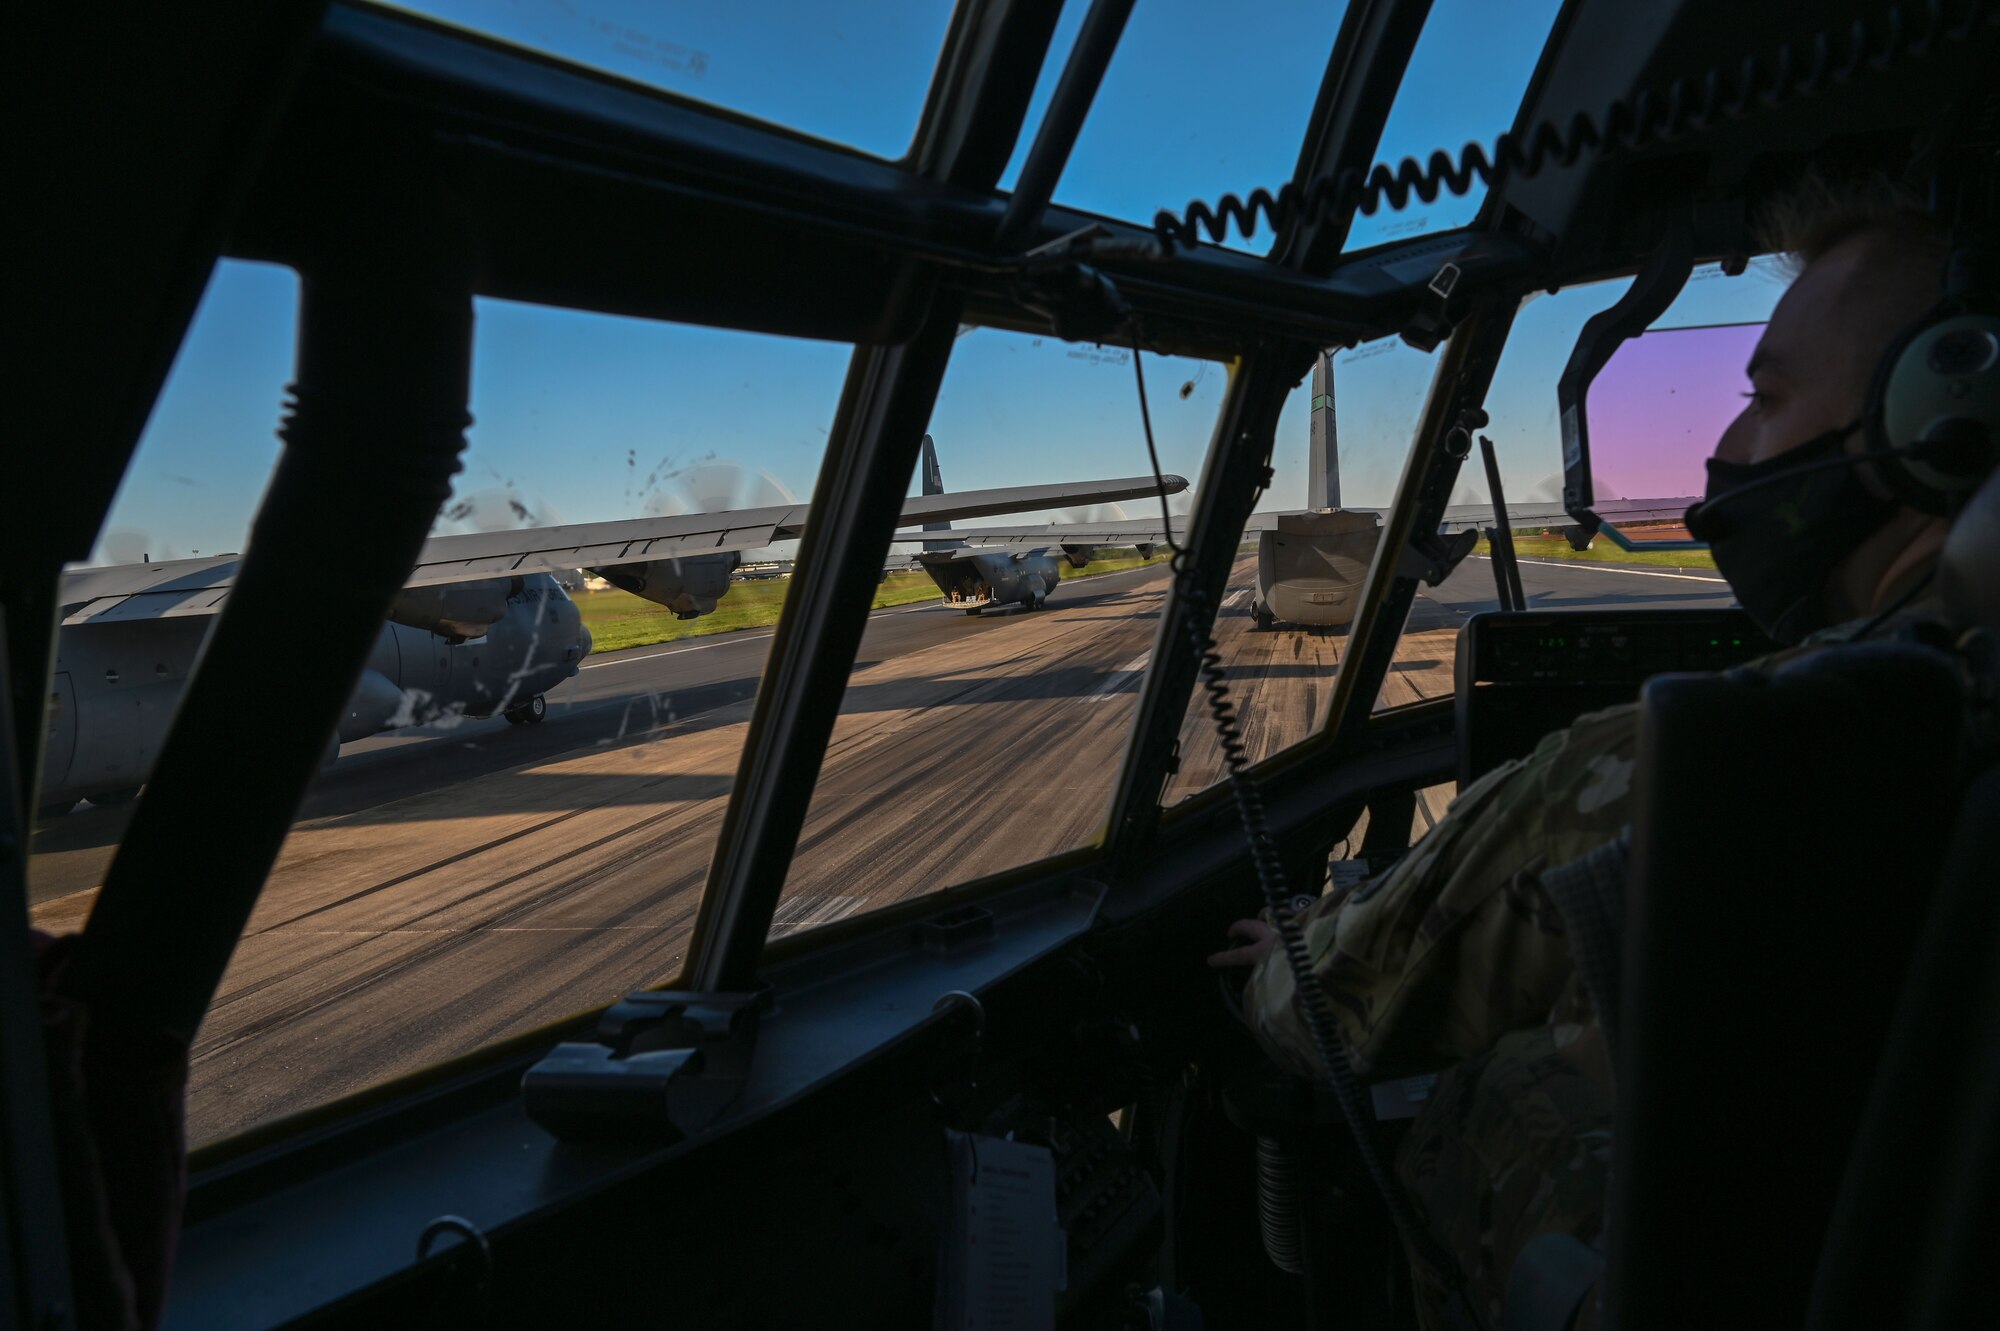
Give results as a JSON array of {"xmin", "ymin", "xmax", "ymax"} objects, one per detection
[
  {"xmin": 41, "ymin": 463, "xmax": 1186, "ymax": 814},
  {"xmin": 933, "ymin": 353, "xmax": 1698, "ymax": 629},
  {"xmin": 901, "ymin": 435, "xmax": 1186, "ymax": 615}
]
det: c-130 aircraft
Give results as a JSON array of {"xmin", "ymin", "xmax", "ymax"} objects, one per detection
[
  {"xmin": 41, "ymin": 463, "xmax": 1185, "ymax": 814},
  {"xmin": 908, "ymin": 434, "xmax": 1175, "ymax": 613}
]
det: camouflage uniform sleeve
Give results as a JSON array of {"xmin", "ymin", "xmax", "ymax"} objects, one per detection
[
  {"xmin": 1397, "ymin": 973, "xmax": 1613, "ymax": 1330},
  {"xmin": 1240, "ymin": 700, "xmax": 1643, "ymax": 1080}
]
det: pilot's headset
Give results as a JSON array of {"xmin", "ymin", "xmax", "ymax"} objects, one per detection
[{"xmin": 1863, "ymin": 239, "xmax": 2000, "ymax": 513}]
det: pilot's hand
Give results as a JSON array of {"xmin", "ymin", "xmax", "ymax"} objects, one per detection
[{"xmin": 1206, "ymin": 918, "xmax": 1277, "ymax": 969}]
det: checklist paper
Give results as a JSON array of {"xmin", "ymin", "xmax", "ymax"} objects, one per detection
[{"xmin": 936, "ymin": 1130, "xmax": 1066, "ymax": 1330}]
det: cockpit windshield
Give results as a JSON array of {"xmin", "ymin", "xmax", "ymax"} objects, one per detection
[{"xmin": 19, "ymin": 0, "xmax": 1869, "ymax": 1166}]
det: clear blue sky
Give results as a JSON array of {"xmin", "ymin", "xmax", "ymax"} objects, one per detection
[{"xmin": 94, "ymin": 0, "xmax": 1782, "ymax": 565}]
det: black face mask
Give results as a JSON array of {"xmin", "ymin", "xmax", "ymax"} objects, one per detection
[{"xmin": 1684, "ymin": 420, "xmax": 1896, "ymax": 643}]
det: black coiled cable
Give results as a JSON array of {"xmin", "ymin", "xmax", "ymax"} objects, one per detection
[
  {"xmin": 1152, "ymin": 0, "xmax": 1999, "ymax": 250},
  {"xmin": 1129, "ymin": 344, "xmax": 1484, "ymax": 1324}
]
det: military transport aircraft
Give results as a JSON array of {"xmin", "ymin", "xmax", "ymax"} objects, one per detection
[
  {"xmin": 903, "ymin": 434, "xmax": 1181, "ymax": 612},
  {"xmin": 41, "ymin": 467, "xmax": 1185, "ymax": 812},
  {"xmin": 11, "ymin": 2, "xmax": 1995, "ymax": 1331}
]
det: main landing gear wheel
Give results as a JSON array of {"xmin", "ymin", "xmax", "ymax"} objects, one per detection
[
  {"xmin": 504, "ymin": 693, "xmax": 547, "ymax": 725},
  {"xmin": 1252, "ymin": 603, "xmax": 1276, "ymax": 631}
]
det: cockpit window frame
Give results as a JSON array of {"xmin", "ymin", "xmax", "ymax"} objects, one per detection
[{"xmin": 38, "ymin": 0, "xmax": 1572, "ymax": 1172}]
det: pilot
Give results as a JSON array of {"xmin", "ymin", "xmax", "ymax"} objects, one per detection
[{"xmin": 1209, "ymin": 176, "xmax": 1972, "ymax": 1329}]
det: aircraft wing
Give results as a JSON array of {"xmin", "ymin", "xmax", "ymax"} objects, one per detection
[
  {"xmin": 927, "ymin": 497, "xmax": 1699, "ymax": 549},
  {"xmin": 917, "ymin": 515, "xmax": 1186, "ymax": 549},
  {"xmin": 58, "ymin": 473, "xmax": 1189, "ymax": 624},
  {"xmin": 1428, "ymin": 497, "xmax": 1699, "ymax": 532},
  {"xmin": 1271, "ymin": 499, "xmax": 1696, "ymax": 533}
]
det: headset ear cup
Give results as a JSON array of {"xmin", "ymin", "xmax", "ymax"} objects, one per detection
[{"xmin": 1869, "ymin": 299, "xmax": 2000, "ymax": 514}]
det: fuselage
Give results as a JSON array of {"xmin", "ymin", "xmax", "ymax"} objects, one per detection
[
  {"xmin": 917, "ymin": 548, "xmax": 1065, "ymax": 613},
  {"xmin": 1251, "ymin": 509, "xmax": 1384, "ymax": 629},
  {"xmin": 41, "ymin": 573, "xmax": 590, "ymax": 808}
]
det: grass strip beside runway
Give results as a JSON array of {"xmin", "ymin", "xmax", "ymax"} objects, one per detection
[
  {"xmin": 579, "ymin": 551, "xmax": 1173, "ymax": 653},
  {"xmin": 1475, "ymin": 533, "xmax": 1717, "ymax": 570}
]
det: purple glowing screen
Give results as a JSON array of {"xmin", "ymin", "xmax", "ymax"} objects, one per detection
[{"xmin": 1584, "ymin": 322, "xmax": 1764, "ymax": 501}]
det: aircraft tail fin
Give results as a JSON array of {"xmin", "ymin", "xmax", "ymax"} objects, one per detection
[
  {"xmin": 919, "ymin": 434, "xmax": 957, "ymax": 550},
  {"xmin": 921, "ymin": 434, "xmax": 944, "ymax": 498},
  {"xmin": 1309, "ymin": 352, "xmax": 1341, "ymax": 511}
]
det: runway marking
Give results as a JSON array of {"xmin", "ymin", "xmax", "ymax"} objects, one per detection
[
  {"xmin": 1223, "ymin": 588, "xmax": 1250, "ymax": 608},
  {"xmin": 1087, "ymin": 651, "xmax": 1152, "ymax": 700},
  {"xmin": 768, "ymin": 894, "xmax": 866, "ymax": 936},
  {"xmin": 1468, "ymin": 555, "xmax": 1727, "ymax": 584}
]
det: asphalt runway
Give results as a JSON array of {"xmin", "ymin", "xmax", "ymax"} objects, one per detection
[{"xmin": 28, "ymin": 553, "xmax": 1732, "ymax": 1145}]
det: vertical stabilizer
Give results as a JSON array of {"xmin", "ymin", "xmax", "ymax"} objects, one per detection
[
  {"xmin": 921, "ymin": 433, "xmax": 944, "ymax": 497},
  {"xmin": 1308, "ymin": 351, "xmax": 1341, "ymax": 511},
  {"xmin": 919, "ymin": 434, "xmax": 957, "ymax": 550}
]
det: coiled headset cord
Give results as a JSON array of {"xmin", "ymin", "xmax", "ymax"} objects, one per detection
[
  {"xmin": 1129, "ymin": 344, "xmax": 1488, "ymax": 1326},
  {"xmin": 1150, "ymin": 0, "xmax": 1999, "ymax": 251}
]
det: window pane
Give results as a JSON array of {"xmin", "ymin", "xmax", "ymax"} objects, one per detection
[
  {"xmin": 1165, "ymin": 334, "xmax": 1444, "ymax": 803},
  {"xmin": 32, "ymin": 273, "xmax": 854, "ymax": 1146},
  {"xmin": 1343, "ymin": 0, "xmax": 1564, "ymax": 252},
  {"xmin": 375, "ymin": 0, "xmax": 958, "ymax": 159},
  {"xmin": 1033, "ymin": 0, "xmax": 1350, "ymax": 255},
  {"xmin": 1586, "ymin": 322, "xmax": 1762, "ymax": 507},
  {"xmin": 1371, "ymin": 263, "xmax": 1790, "ymax": 725},
  {"xmin": 777, "ymin": 329, "xmax": 1219, "ymax": 935}
]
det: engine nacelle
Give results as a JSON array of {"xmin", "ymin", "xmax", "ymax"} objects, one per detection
[
  {"xmin": 387, "ymin": 578, "xmax": 516, "ymax": 639},
  {"xmin": 592, "ymin": 552, "xmax": 741, "ymax": 619},
  {"xmin": 1060, "ymin": 544, "xmax": 1097, "ymax": 569}
]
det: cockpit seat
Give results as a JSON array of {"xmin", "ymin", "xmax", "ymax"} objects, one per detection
[
  {"xmin": 1601, "ymin": 465, "xmax": 1999, "ymax": 1329},
  {"xmin": 1801, "ymin": 465, "xmax": 2000, "ymax": 1329},
  {"xmin": 1599, "ymin": 641, "xmax": 1971, "ymax": 1328}
]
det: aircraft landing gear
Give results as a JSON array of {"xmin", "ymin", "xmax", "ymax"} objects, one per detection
[
  {"xmin": 505, "ymin": 693, "xmax": 548, "ymax": 725},
  {"xmin": 965, "ymin": 608, "xmax": 982, "ymax": 616},
  {"xmin": 1252, "ymin": 602, "xmax": 1276, "ymax": 631}
]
